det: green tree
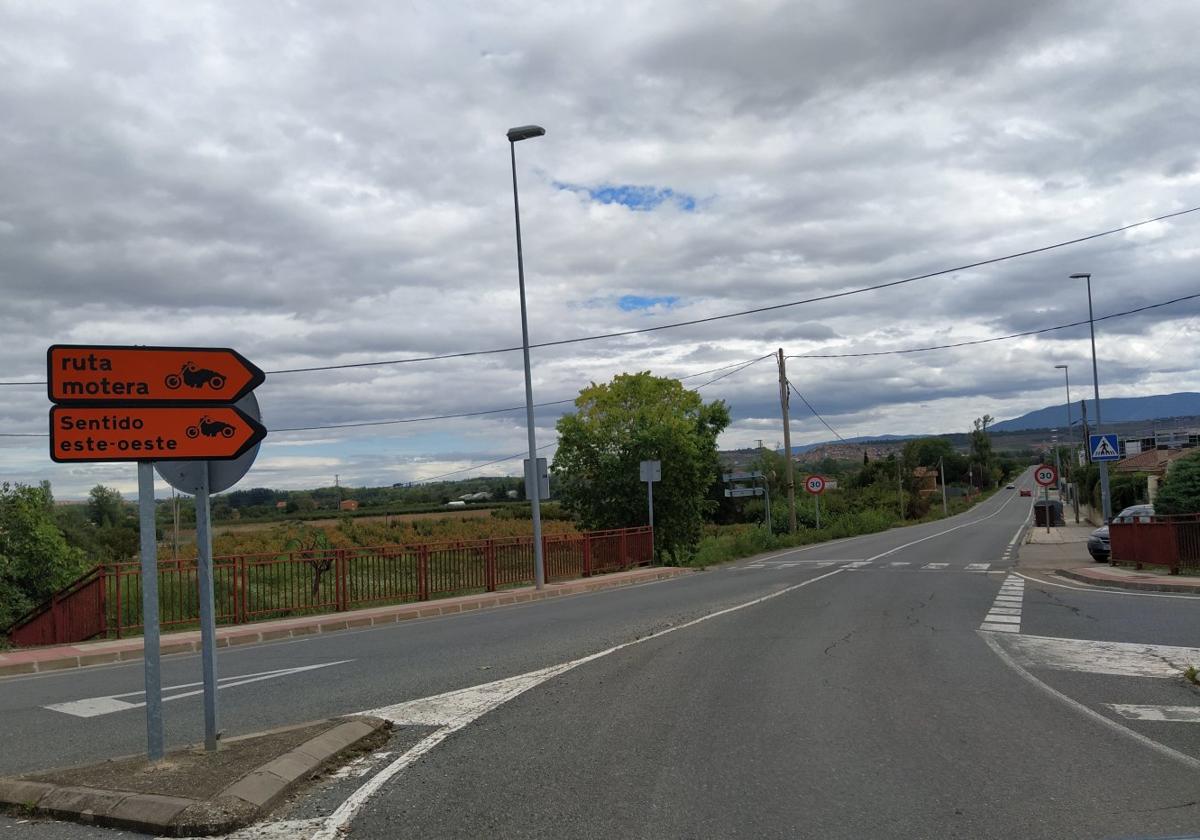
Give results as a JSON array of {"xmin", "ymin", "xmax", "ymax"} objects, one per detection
[
  {"xmin": 552, "ymin": 372, "xmax": 731, "ymax": 560},
  {"xmin": 1, "ymin": 482, "xmax": 87, "ymax": 628},
  {"xmin": 1155, "ymin": 452, "xmax": 1200, "ymax": 514},
  {"xmin": 969, "ymin": 415, "xmax": 995, "ymax": 488},
  {"xmin": 86, "ymin": 485, "xmax": 126, "ymax": 528},
  {"xmin": 902, "ymin": 437, "xmax": 955, "ymax": 468}
]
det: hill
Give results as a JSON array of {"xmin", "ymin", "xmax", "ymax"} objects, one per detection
[{"xmin": 991, "ymin": 392, "xmax": 1200, "ymax": 432}]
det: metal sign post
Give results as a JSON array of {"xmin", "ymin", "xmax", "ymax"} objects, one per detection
[
  {"xmin": 640, "ymin": 460, "xmax": 661, "ymax": 531},
  {"xmin": 1035, "ymin": 465, "xmax": 1058, "ymax": 534},
  {"xmin": 194, "ymin": 469, "xmax": 220, "ymax": 752},
  {"xmin": 46, "ymin": 345, "xmax": 264, "ymax": 759},
  {"xmin": 137, "ymin": 463, "xmax": 164, "ymax": 761},
  {"xmin": 804, "ymin": 475, "xmax": 826, "ymax": 529}
]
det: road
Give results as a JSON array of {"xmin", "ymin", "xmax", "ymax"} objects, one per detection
[{"xmin": 3, "ymin": 472, "xmax": 1199, "ymax": 839}]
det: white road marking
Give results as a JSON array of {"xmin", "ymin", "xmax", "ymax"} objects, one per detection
[
  {"xmin": 997, "ymin": 634, "xmax": 1200, "ymax": 678},
  {"xmin": 329, "ymin": 751, "xmax": 394, "ymax": 780},
  {"xmin": 979, "ymin": 575, "xmax": 1023, "ymax": 633},
  {"xmin": 1108, "ymin": 705, "xmax": 1200, "ymax": 722},
  {"xmin": 965, "ymin": 563, "xmax": 991, "ymax": 572},
  {"xmin": 218, "ymin": 818, "xmax": 328, "ymax": 839},
  {"xmin": 843, "ymin": 560, "xmax": 873, "ymax": 567},
  {"xmin": 302, "ymin": 567, "xmax": 849, "ymax": 840},
  {"xmin": 1013, "ymin": 571, "xmax": 1200, "ymax": 600},
  {"xmin": 44, "ymin": 660, "xmax": 354, "ymax": 718},
  {"xmin": 889, "ymin": 561, "xmax": 910, "ymax": 567},
  {"xmin": 980, "ymin": 632, "xmax": 1200, "ymax": 772},
  {"xmin": 921, "ymin": 562, "xmax": 949, "ymax": 570},
  {"xmin": 980, "ymin": 622, "xmax": 1020, "ymax": 633}
]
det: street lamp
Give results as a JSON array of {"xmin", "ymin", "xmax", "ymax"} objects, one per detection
[
  {"xmin": 1070, "ymin": 272, "xmax": 1112, "ymax": 521},
  {"xmin": 1055, "ymin": 363, "xmax": 1080, "ymax": 523},
  {"xmin": 508, "ymin": 124, "xmax": 547, "ymax": 589}
]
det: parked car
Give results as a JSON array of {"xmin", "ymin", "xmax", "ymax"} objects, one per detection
[
  {"xmin": 1019, "ymin": 488, "xmax": 1032, "ymax": 497},
  {"xmin": 1087, "ymin": 504, "xmax": 1155, "ymax": 562}
]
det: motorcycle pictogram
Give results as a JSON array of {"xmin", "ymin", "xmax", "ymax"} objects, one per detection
[
  {"xmin": 186, "ymin": 416, "xmax": 237, "ymax": 439},
  {"xmin": 165, "ymin": 362, "xmax": 227, "ymax": 391}
]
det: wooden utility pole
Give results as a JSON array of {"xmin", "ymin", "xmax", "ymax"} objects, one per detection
[{"xmin": 777, "ymin": 349, "xmax": 797, "ymax": 532}]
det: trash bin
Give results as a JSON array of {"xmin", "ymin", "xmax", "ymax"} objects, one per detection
[{"xmin": 1033, "ymin": 499, "xmax": 1064, "ymax": 527}]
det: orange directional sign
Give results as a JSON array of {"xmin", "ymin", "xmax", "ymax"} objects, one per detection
[
  {"xmin": 47, "ymin": 345, "xmax": 265, "ymax": 405},
  {"xmin": 50, "ymin": 406, "xmax": 266, "ymax": 463}
]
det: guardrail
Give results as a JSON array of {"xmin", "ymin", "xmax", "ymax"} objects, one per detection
[
  {"xmin": 6, "ymin": 527, "xmax": 654, "ymax": 646},
  {"xmin": 1109, "ymin": 514, "xmax": 1200, "ymax": 575}
]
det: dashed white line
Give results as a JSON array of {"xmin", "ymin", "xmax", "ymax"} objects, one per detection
[{"xmin": 921, "ymin": 562, "xmax": 949, "ymax": 570}]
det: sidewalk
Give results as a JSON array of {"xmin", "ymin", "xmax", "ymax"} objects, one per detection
[
  {"xmin": 0, "ymin": 566, "xmax": 691, "ymax": 678},
  {"xmin": 1017, "ymin": 516, "xmax": 1200, "ymax": 594}
]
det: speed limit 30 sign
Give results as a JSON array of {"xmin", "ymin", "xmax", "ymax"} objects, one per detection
[
  {"xmin": 1034, "ymin": 465, "xmax": 1058, "ymax": 487},
  {"xmin": 804, "ymin": 475, "xmax": 826, "ymax": 494}
]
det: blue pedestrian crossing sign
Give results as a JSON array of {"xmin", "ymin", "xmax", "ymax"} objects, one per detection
[{"xmin": 1089, "ymin": 433, "xmax": 1120, "ymax": 462}]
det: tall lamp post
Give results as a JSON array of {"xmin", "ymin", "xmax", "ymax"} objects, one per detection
[
  {"xmin": 508, "ymin": 124, "xmax": 547, "ymax": 589},
  {"xmin": 1055, "ymin": 363, "xmax": 1080, "ymax": 522},
  {"xmin": 1070, "ymin": 272, "xmax": 1112, "ymax": 522}
]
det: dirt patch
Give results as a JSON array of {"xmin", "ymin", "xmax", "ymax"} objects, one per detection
[{"xmin": 23, "ymin": 721, "xmax": 335, "ymax": 799}]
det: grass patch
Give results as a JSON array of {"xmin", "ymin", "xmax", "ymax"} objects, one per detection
[{"xmin": 1186, "ymin": 665, "xmax": 1199, "ymax": 686}]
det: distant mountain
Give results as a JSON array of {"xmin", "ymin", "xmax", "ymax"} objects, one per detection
[{"xmin": 991, "ymin": 393, "xmax": 1200, "ymax": 432}]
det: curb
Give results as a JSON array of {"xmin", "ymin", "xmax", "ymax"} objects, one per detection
[
  {"xmin": 0, "ymin": 716, "xmax": 390, "ymax": 836},
  {"xmin": 0, "ymin": 567, "xmax": 692, "ymax": 678},
  {"xmin": 1057, "ymin": 568, "xmax": 1200, "ymax": 594}
]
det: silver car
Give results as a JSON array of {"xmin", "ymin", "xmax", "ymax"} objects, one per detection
[{"xmin": 1087, "ymin": 504, "xmax": 1155, "ymax": 562}]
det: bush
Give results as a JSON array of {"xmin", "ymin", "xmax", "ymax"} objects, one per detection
[{"xmin": 1156, "ymin": 452, "xmax": 1200, "ymax": 515}]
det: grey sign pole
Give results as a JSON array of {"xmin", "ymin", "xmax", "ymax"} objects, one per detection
[
  {"xmin": 647, "ymin": 479, "xmax": 654, "ymax": 531},
  {"xmin": 763, "ymin": 477, "xmax": 772, "ymax": 533},
  {"xmin": 815, "ymin": 492, "xmax": 820, "ymax": 530},
  {"xmin": 194, "ymin": 468, "xmax": 220, "ymax": 752},
  {"xmin": 137, "ymin": 462, "xmax": 164, "ymax": 761}
]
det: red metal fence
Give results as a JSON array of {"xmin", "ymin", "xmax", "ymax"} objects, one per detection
[
  {"xmin": 6, "ymin": 527, "xmax": 654, "ymax": 646},
  {"xmin": 1109, "ymin": 514, "xmax": 1200, "ymax": 574}
]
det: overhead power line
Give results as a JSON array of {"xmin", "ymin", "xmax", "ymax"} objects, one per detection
[
  {"xmin": 787, "ymin": 291, "xmax": 1200, "ymax": 360},
  {"xmin": 1, "ymin": 206, "xmax": 1197, "ymax": 387},
  {"xmin": 260, "ymin": 204, "xmax": 1199, "ymax": 374},
  {"xmin": 788, "ymin": 381, "xmax": 853, "ymax": 445}
]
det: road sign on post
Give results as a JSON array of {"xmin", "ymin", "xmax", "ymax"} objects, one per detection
[
  {"xmin": 640, "ymin": 460, "xmax": 661, "ymax": 532},
  {"xmin": 1089, "ymin": 433, "xmax": 1120, "ymax": 462},
  {"xmin": 804, "ymin": 474, "xmax": 826, "ymax": 528},
  {"xmin": 46, "ymin": 344, "xmax": 264, "ymax": 760},
  {"xmin": 47, "ymin": 345, "xmax": 264, "ymax": 404},
  {"xmin": 1035, "ymin": 465, "xmax": 1058, "ymax": 487}
]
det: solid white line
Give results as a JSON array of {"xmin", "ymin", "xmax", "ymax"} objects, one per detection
[
  {"xmin": 311, "ymin": 568, "xmax": 848, "ymax": 840},
  {"xmin": 864, "ymin": 489, "xmax": 1024, "ymax": 564},
  {"xmin": 1108, "ymin": 705, "xmax": 1200, "ymax": 723},
  {"xmin": 1014, "ymin": 571, "xmax": 1200, "ymax": 600},
  {"xmin": 965, "ymin": 563, "xmax": 990, "ymax": 572},
  {"xmin": 980, "ymin": 632, "xmax": 1200, "ymax": 771}
]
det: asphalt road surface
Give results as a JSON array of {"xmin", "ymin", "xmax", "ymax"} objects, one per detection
[{"xmin": 4, "ymin": 471, "xmax": 1200, "ymax": 839}]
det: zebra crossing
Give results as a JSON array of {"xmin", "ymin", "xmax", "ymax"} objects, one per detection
[{"xmin": 737, "ymin": 559, "xmax": 1002, "ymax": 573}]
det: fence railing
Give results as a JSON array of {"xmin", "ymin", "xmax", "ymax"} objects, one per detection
[
  {"xmin": 1109, "ymin": 514, "xmax": 1200, "ymax": 574},
  {"xmin": 6, "ymin": 527, "xmax": 653, "ymax": 646}
]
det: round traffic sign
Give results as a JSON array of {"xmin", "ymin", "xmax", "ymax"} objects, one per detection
[
  {"xmin": 1034, "ymin": 465, "xmax": 1058, "ymax": 487},
  {"xmin": 156, "ymin": 392, "xmax": 262, "ymax": 495},
  {"xmin": 804, "ymin": 475, "xmax": 826, "ymax": 495}
]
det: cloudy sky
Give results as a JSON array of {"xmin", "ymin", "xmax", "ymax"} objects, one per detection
[{"xmin": 2, "ymin": 0, "xmax": 1198, "ymax": 498}]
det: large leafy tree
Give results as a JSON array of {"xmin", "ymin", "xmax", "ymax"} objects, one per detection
[
  {"xmin": 1, "ymin": 482, "xmax": 87, "ymax": 628},
  {"xmin": 553, "ymin": 372, "xmax": 731, "ymax": 560},
  {"xmin": 1155, "ymin": 452, "xmax": 1200, "ymax": 514}
]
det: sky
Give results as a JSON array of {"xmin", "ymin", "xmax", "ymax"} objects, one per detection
[{"xmin": 1, "ymin": 0, "xmax": 1199, "ymax": 499}]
